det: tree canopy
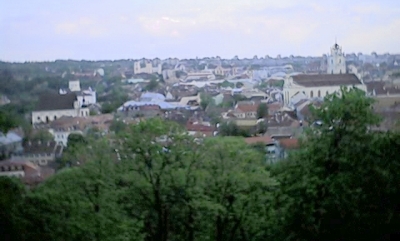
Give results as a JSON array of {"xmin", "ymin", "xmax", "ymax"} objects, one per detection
[{"xmin": 1, "ymin": 87, "xmax": 400, "ymax": 240}]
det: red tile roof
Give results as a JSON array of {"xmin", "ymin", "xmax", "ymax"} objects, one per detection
[
  {"xmin": 244, "ymin": 135, "xmax": 274, "ymax": 145},
  {"xmin": 279, "ymin": 138, "xmax": 300, "ymax": 149},
  {"xmin": 236, "ymin": 103, "xmax": 258, "ymax": 113}
]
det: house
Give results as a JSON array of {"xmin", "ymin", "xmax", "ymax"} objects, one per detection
[
  {"xmin": 244, "ymin": 135, "xmax": 279, "ymax": 163},
  {"xmin": 48, "ymin": 114, "xmax": 114, "ymax": 146},
  {"xmin": 0, "ymin": 131, "xmax": 23, "ymax": 159},
  {"xmin": 32, "ymin": 92, "xmax": 90, "ymax": 125},
  {"xmin": 186, "ymin": 120, "xmax": 215, "ymax": 137},
  {"xmin": 278, "ymin": 138, "xmax": 300, "ymax": 159},
  {"xmin": 18, "ymin": 141, "xmax": 63, "ymax": 166},
  {"xmin": 0, "ymin": 159, "xmax": 55, "ymax": 186},
  {"xmin": 266, "ymin": 112, "xmax": 304, "ymax": 136},
  {"xmin": 233, "ymin": 102, "xmax": 259, "ymax": 119},
  {"xmin": 283, "ymin": 73, "xmax": 367, "ymax": 106}
]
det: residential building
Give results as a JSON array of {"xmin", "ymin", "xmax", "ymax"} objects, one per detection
[
  {"xmin": 0, "ymin": 131, "xmax": 23, "ymax": 158},
  {"xmin": 19, "ymin": 140, "xmax": 63, "ymax": 166},
  {"xmin": 32, "ymin": 92, "xmax": 90, "ymax": 124},
  {"xmin": 278, "ymin": 138, "xmax": 300, "ymax": 159},
  {"xmin": 0, "ymin": 159, "xmax": 55, "ymax": 186},
  {"xmin": 233, "ymin": 102, "xmax": 259, "ymax": 119},
  {"xmin": 244, "ymin": 135, "xmax": 279, "ymax": 163}
]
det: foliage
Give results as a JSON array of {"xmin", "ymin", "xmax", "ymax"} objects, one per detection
[
  {"xmin": 200, "ymin": 92, "xmax": 215, "ymax": 110},
  {"xmin": 109, "ymin": 119, "xmax": 127, "ymax": 134},
  {"xmin": 145, "ymin": 78, "xmax": 159, "ymax": 91},
  {"xmin": 0, "ymin": 177, "xmax": 26, "ymax": 241},
  {"xmin": 218, "ymin": 121, "xmax": 251, "ymax": 137},
  {"xmin": 0, "ymin": 109, "xmax": 17, "ymax": 133},
  {"xmin": 257, "ymin": 103, "xmax": 268, "ymax": 119},
  {"xmin": 28, "ymin": 129, "xmax": 54, "ymax": 142},
  {"xmin": 3, "ymin": 86, "xmax": 400, "ymax": 240},
  {"xmin": 270, "ymin": 87, "xmax": 400, "ymax": 240}
]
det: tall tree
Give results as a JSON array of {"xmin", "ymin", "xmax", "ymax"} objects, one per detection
[
  {"xmin": 271, "ymin": 87, "xmax": 400, "ymax": 240},
  {"xmin": 256, "ymin": 103, "xmax": 268, "ymax": 119}
]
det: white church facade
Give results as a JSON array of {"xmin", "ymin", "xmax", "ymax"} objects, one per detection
[
  {"xmin": 32, "ymin": 92, "xmax": 89, "ymax": 125},
  {"xmin": 283, "ymin": 43, "xmax": 367, "ymax": 107},
  {"xmin": 283, "ymin": 74, "xmax": 367, "ymax": 106}
]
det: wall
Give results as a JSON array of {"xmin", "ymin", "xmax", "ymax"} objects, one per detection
[
  {"xmin": 23, "ymin": 153, "xmax": 55, "ymax": 166},
  {"xmin": 32, "ymin": 108, "xmax": 89, "ymax": 124},
  {"xmin": 283, "ymin": 83, "xmax": 367, "ymax": 106},
  {"xmin": 0, "ymin": 170, "xmax": 24, "ymax": 178}
]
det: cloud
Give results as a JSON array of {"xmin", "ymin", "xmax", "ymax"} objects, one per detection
[{"xmin": 1, "ymin": 0, "xmax": 399, "ymax": 61}]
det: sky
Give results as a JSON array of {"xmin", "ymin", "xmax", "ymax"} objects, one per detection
[{"xmin": 1, "ymin": 0, "xmax": 400, "ymax": 62}]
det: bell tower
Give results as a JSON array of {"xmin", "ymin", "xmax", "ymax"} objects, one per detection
[{"xmin": 327, "ymin": 41, "xmax": 346, "ymax": 74}]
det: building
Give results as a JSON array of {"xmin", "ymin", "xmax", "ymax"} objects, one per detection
[
  {"xmin": 32, "ymin": 92, "xmax": 90, "ymax": 124},
  {"xmin": 134, "ymin": 60, "xmax": 162, "ymax": 75},
  {"xmin": 66, "ymin": 80, "xmax": 97, "ymax": 105},
  {"xmin": 283, "ymin": 74, "xmax": 367, "ymax": 106},
  {"xmin": 19, "ymin": 140, "xmax": 63, "ymax": 166},
  {"xmin": 0, "ymin": 131, "xmax": 23, "ymax": 159},
  {"xmin": 0, "ymin": 160, "xmax": 38, "ymax": 178},
  {"xmin": 327, "ymin": 43, "xmax": 346, "ymax": 74}
]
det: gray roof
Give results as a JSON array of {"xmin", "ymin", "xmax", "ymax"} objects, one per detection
[
  {"xmin": 292, "ymin": 74, "xmax": 362, "ymax": 87},
  {"xmin": 35, "ymin": 92, "xmax": 77, "ymax": 111},
  {"xmin": 0, "ymin": 132, "xmax": 22, "ymax": 145}
]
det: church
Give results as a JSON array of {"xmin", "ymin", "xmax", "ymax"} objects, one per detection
[{"xmin": 283, "ymin": 43, "xmax": 367, "ymax": 107}]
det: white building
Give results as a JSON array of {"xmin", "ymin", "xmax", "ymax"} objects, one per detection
[
  {"xmin": 283, "ymin": 74, "xmax": 367, "ymax": 107},
  {"xmin": 66, "ymin": 80, "xmax": 96, "ymax": 105},
  {"xmin": 327, "ymin": 43, "xmax": 346, "ymax": 74},
  {"xmin": 32, "ymin": 92, "xmax": 89, "ymax": 124},
  {"xmin": 134, "ymin": 60, "xmax": 162, "ymax": 75}
]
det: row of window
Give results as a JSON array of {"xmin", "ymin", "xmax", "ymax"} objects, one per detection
[
  {"xmin": 309, "ymin": 90, "xmax": 329, "ymax": 98},
  {"xmin": 1, "ymin": 165, "xmax": 23, "ymax": 171}
]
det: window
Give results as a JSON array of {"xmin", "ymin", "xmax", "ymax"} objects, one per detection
[
  {"xmin": 318, "ymin": 90, "xmax": 321, "ymax": 98},
  {"xmin": 310, "ymin": 91, "xmax": 314, "ymax": 98},
  {"xmin": 54, "ymin": 115, "xmax": 57, "ymax": 120},
  {"xmin": 37, "ymin": 116, "xmax": 41, "ymax": 120}
]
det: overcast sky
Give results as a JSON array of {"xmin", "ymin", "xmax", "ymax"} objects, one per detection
[{"xmin": 1, "ymin": 0, "xmax": 399, "ymax": 62}]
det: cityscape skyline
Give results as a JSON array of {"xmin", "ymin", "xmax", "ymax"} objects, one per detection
[{"xmin": 1, "ymin": 0, "xmax": 400, "ymax": 62}]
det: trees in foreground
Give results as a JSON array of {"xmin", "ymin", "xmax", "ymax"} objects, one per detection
[{"xmin": 1, "ymin": 87, "xmax": 400, "ymax": 240}]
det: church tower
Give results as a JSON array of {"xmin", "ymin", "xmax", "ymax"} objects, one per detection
[{"xmin": 327, "ymin": 42, "xmax": 346, "ymax": 74}]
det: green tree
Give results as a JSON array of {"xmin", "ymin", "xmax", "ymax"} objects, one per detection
[
  {"xmin": 0, "ymin": 110, "xmax": 17, "ymax": 133},
  {"xmin": 257, "ymin": 103, "xmax": 268, "ymax": 119},
  {"xmin": 218, "ymin": 121, "xmax": 250, "ymax": 137},
  {"xmin": 200, "ymin": 92, "xmax": 215, "ymax": 110},
  {"xmin": 198, "ymin": 137, "xmax": 278, "ymax": 240},
  {"xmin": 29, "ymin": 129, "xmax": 54, "ymax": 142},
  {"xmin": 117, "ymin": 118, "xmax": 203, "ymax": 241},
  {"xmin": 109, "ymin": 119, "xmax": 127, "ymax": 134},
  {"xmin": 271, "ymin": 87, "xmax": 400, "ymax": 240},
  {"xmin": 20, "ymin": 140, "xmax": 143, "ymax": 241},
  {"xmin": 0, "ymin": 177, "xmax": 26, "ymax": 241},
  {"xmin": 145, "ymin": 79, "xmax": 159, "ymax": 91}
]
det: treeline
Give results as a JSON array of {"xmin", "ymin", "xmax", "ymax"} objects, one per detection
[{"xmin": 1, "ymin": 87, "xmax": 400, "ymax": 241}]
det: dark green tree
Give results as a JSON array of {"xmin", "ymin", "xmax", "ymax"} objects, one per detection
[
  {"xmin": 257, "ymin": 103, "xmax": 268, "ymax": 119},
  {"xmin": 270, "ymin": 87, "xmax": 400, "ymax": 240}
]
